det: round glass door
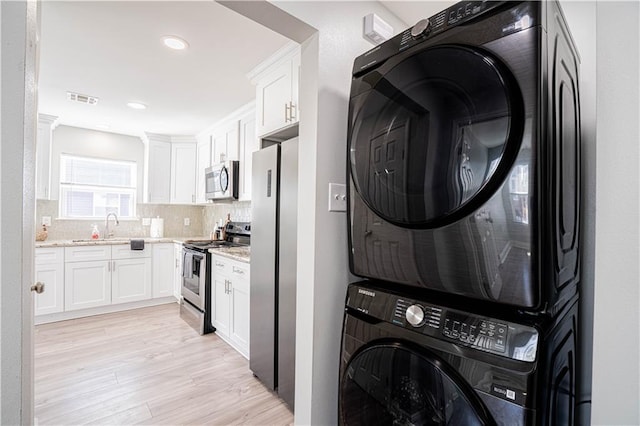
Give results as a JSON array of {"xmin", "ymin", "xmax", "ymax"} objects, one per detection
[
  {"xmin": 349, "ymin": 45, "xmax": 524, "ymax": 228},
  {"xmin": 219, "ymin": 166, "xmax": 229, "ymax": 193},
  {"xmin": 340, "ymin": 343, "xmax": 491, "ymax": 425}
]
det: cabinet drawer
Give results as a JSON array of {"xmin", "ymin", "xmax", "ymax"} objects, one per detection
[
  {"xmin": 65, "ymin": 246, "xmax": 111, "ymax": 262},
  {"xmin": 35, "ymin": 247, "xmax": 64, "ymax": 264},
  {"xmin": 212, "ymin": 255, "xmax": 229, "ymax": 274},
  {"xmin": 112, "ymin": 244, "xmax": 150, "ymax": 259},
  {"xmin": 229, "ymin": 261, "xmax": 249, "ymax": 279}
]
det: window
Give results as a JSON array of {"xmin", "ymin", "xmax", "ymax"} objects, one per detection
[{"xmin": 60, "ymin": 154, "xmax": 136, "ymax": 218}]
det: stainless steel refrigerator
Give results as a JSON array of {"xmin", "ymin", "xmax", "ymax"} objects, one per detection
[{"xmin": 250, "ymin": 138, "xmax": 297, "ymax": 409}]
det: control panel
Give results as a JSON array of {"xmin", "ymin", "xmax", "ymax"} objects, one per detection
[
  {"xmin": 352, "ymin": 0, "xmax": 505, "ymax": 75},
  {"xmin": 442, "ymin": 312, "xmax": 507, "ymax": 353},
  {"xmin": 346, "ymin": 284, "xmax": 539, "ymax": 362}
]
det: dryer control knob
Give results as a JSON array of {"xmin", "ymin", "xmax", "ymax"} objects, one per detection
[
  {"xmin": 411, "ymin": 19, "xmax": 431, "ymax": 38},
  {"xmin": 406, "ymin": 305, "xmax": 426, "ymax": 327}
]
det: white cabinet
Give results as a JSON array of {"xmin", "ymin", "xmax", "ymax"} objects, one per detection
[
  {"xmin": 170, "ymin": 142, "xmax": 197, "ymax": 204},
  {"xmin": 174, "ymin": 243, "xmax": 183, "ymax": 300},
  {"xmin": 212, "ymin": 120, "xmax": 240, "ymax": 164},
  {"xmin": 144, "ymin": 135, "xmax": 172, "ymax": 204},
  {"xmin": 152, "ymin": 243, "xmax": 175, "ymax": 298},
  {"xmin": 195, "ymin": 135, "xmax": 212, "ymax": 204},
  {"xmin": 34, "ymin": 247, "xmax": 64, "ymax": 315},
  {"xmin": 64, "ymin": 245, "xmax": 152, "ymax": 311},
  {"xmin": 112, "ymin": 257, "xmax": 152, "ymax": 304},
  {"xmin": 64, "ymin": 246, "xmax": 112, "ymax": 312},
  {"xmin": 238, "ymin": 110, "xmax": 257, "ymax": 201},
  {"xmin": 211, "ymin": 254, "xmax": 250, "ymax": 358},
  {"xmin": 252, "ymin": 44, "xmax": 300, "ymax": 137},
  {"xmin": 35, "ymin": 114, "xmax": 58, "ymax": 200}
]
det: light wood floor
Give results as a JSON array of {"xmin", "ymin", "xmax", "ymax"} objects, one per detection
[{"xmin": 34, "ymin": 303, "xmax": 294, "ymax": 425}]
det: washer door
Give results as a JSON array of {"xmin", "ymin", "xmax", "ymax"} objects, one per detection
[
  {"xmin": 340, "ymin": 342, "xmax": 494, "ymax": 425},
  {"xmin": 349, "ymin": 45, "xmax": 524, "ymax": 228}
]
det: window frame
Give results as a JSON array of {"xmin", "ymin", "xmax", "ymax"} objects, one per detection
[{"xmin": 58, "ymin": 153, "xmax": 137, "ymax": 219}]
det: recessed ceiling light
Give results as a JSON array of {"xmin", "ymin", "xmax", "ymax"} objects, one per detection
[
  {"xmin": 162, "ymin": 35, "xmax": 189, "ymax": 50},
  {"xmin": 127, "ymin": 102, "xmax": 147, "ymax": 110}
]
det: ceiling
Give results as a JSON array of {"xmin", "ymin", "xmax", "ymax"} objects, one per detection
[
  {"xmin": 38, "ymin": 1, "xmax": 453, "ymax": 139},
  {"xmin": 38, "ymin": 1, "xmax": 290, "ymax": 138}
]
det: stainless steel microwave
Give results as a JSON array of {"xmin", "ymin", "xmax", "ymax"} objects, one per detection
[{"xmin": 205, "ymin": 161, "xmax": 239, "ymax": 200}]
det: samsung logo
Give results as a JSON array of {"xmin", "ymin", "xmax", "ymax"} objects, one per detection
[{"xmin": 358, "ymin": 289, "xmax": 376, "ymax": 297}]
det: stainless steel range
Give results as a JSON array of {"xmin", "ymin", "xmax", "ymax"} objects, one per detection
[{"xmin": 179, "ymin": 221, "xmax": 250, "ymax": 334}]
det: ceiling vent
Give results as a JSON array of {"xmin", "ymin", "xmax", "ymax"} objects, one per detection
[{"xmin": 67, "ymin": 92, "xmax": 99, "ymax": 106}]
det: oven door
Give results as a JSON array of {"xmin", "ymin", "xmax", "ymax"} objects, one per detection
[{"xmin": 181, "ymin": 248, "xmax": 206, "ymax": 310}]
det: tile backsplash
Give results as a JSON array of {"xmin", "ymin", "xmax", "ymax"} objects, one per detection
[
  {"xmin": 36, "ymin": 199, "xmax": 250, "ymax": 240},
  {"xmin": 202, "ymin": 201, "xmax": 251, "ymax": 236}
]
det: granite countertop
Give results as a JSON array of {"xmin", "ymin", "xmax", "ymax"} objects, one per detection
[
  {"xmin": 35, "ymin": 236, "xmax": 211, "ymax": 248},
  {"xmin": 36, "ymin": 237, "xmax": 251, "ymax": 263},
  {"xmin": 209, "ymin": 246, "xmax": 250, "ymax": 263}
]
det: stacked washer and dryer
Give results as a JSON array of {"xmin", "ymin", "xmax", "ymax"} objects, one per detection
[{"xmin": 340, "ymin": 1, "xmax": 587, "ymax": 425}]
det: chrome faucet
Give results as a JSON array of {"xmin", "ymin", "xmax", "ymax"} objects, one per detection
[{"xmin": 105, "ymin": 213, "xmax": 119, "ymax": 238}]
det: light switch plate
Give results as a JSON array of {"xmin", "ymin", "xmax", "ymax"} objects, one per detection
[
  {"xmin": 184, "ymin": 217, "xmax": 190, "ymax": 226},
  {"xmin": 142, "ymin": 217, "xmax": 151, "ymax": 226},
  {"xmin": 328, "ymin": 183, "xmax": 347, "ymax": 212},
  {"xmin": 42, "ymin": 216, "xmax": 51, "ymax": 226}
]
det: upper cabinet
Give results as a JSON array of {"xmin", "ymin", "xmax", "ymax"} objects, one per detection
[
  {"xmin": 36, "ymin": 114, "xmax": 58, "ymax": 200},
  {"xmin": 143, "ymin": 134, "xmax": 172, "ymax": 204},
  {"xmin": 212, "ymin": 120, "xmax": 240, "ymax": 164},
  {"xmin": 196, "ymin": 101, "xmax": 257, "ymax": 202},
  {"xmin": 143, "ymin": 133, "xmax": 196, "ymax": 205},
  {"xmin": 170, "ymin": 138, "xmax": 197, "ymax": 204},
  {"xmin": 249, "ymin": 43, "xmax": 300, "ymax": 138}
]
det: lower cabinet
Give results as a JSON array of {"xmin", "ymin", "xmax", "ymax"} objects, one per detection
[
  {"xmin": 211, "ymin": 254, "xmax": 250, "ymax": 358},
  {"xmin": 34, "ymin": 247, "xmax": 65, "ymax": 315},
  {"xmin": 152, "ymin": 243, "xmax": 175, "ymax": 298},
  {"xmin": 65, "ymin": 246, "xmax": 153, "ymax": 310},
  {"xmin": 36, "ymin": 243, "xmax": 178, "ymax": 321},
  {"xmin": 111, "ymin": 257, "xmax": 152, "ymax": 304}
]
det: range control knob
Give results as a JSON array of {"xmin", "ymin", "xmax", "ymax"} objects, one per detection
[
  {"xmin": 411, "ymin": 19, "xmax": 431, "ymax": 38},
  {"xmin": 406, "ymin": 304, "xmax": 426, "ymax": 327}
]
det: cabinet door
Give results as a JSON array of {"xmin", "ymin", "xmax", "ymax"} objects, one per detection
[
  {"xmin": 112, "ymin": 258, "xmax": 152, "ymax": 304},
  {"xmin": 174, "ymin": 243, "xmax": 183, "ymax": 300},
  {"xmin": 152, "ymin": 244, "xmax": 175, "ymax": 298},
  {"xmin": 170, "ymin": 143, "xmax": 196, "ymax": 204},
  {"xmin": 36, "ymin": 115, "xmax": 56, "ymax": 200},
  {"xmin": 195, "ymin": 136, "xmax": 212, "ymax": 203},
  {"xmin": 34, "ymin": 256, "xmax": 64, "ymax": 315},
  {"xmin": 65, "ymin": 260, "xmax": 111, "ymax": 311},
  {"xmin": 212, "ymin": 274, "xmax": 230, "ymax": 337},
  {"xmin": 256, "ymin": 59, "xmax": 293, "ymax": 136},
  {"xmin": 238, "ymin": 112, "xmax": 257, "ymax": 201},
  {"xmin": 147, "ymin": 140, "xmax": 172, "ymax": 203},
  {"xmin": 212, "ymin": 121, "xmax": 240, "ymax": 164},
  {"xmin": 229, "ymin": 269, "xmax": 250, "ymax": 357}
]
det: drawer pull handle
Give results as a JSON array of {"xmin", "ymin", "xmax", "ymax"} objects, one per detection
[{"xmin": 232, "ymin": 267, "xmax": 244, "ymax": 275}]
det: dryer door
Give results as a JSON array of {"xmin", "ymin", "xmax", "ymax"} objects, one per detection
[
  {"xmin": 349, "ymin": 45, "xmax": 524, "ymax": 228},
  {"xmin": 339, "ymin": 342, "xmax": 494, "ymax": 425}
]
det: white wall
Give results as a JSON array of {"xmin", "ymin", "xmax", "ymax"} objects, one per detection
[
  {"xmin": 592, "ymin": 2, "xmax": 640, "ymax": 424},
  {"xmin": 0, "ymin": 1, "xmax": 38, "ymax": 423},
  {"xmin": 269, "ymin": 2, "xmax": 407, "ymax": 424},
  {"xmin": 50, "ymin": 125, "xmax": 145, "ymax": 201}
]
